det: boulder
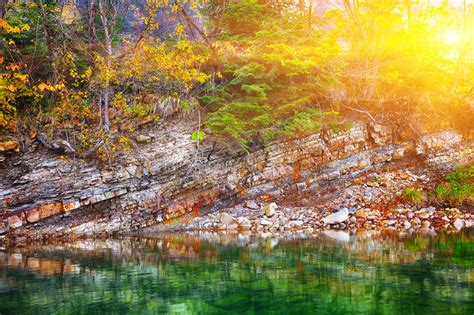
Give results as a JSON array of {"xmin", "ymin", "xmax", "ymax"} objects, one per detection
[
  {"xmin": 262, "ymin": 202, "xmax": 277, "ymax": 217},
  {"xmin": 403, "ymin": 220, "xmax": 412, "ymax": 229},
  {"xmin": 0, "ymin": 140, "xmax": 19, "ymax": 152},
  {"xmin": 26, "ymin": 208, "xmax": 40, "ymax": 223},
  {"xmin": 453, "ymin": 218, "xmax": 464, "ymax": 231},
  {"xmin": 245, "ymin": 200, "xmax": 259, "ymax": 210},
  {"xmin": 239, "ymin": 218, "xmax": 252, "ymax": 230},
  {"xmin": 290, "ymin": 220, "xmax": 304, "ymax": 227},
  {"xmin": 260, "ymin": 219, "xmax": 273, "ymax": 226},
  {"xmin": 136, "ymin": 135, "xmax": 152, "ymax": 143},
  {"xmin": 382, "ymin": 220, "xmax": 396, "ymax": 226},
  {"xmin": 126, "ymin": 165, "xmax": 138, "ymax": 176},
  {"xmin": 322, "ymin": 208, "xmax": 349, "ymax": 225},
  {"xmin": 219, "ymin": 212, "xmax": 236, "ymax": 225},
  {"xmin": 227, "ymin": 223, "xmax": 239, "ymax": 230},
  {"xmin": 7, "ymin": 215, "xmax": 23, "ymax": 229},
  {"xmin": 419, "ymin": 206, "xmax": 436, "ymax": 213},
  {"xmin": 234, "ymin": 205, "xmax": 246, "ymax": 217},
  {"xmin": 417, "ymin": 212, "xmax": 430, "ymax": 219}
]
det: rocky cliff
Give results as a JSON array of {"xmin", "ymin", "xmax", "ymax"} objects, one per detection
[{"xmin": 0, "ymin": 114, "xmax": 472, "ymax": 240}]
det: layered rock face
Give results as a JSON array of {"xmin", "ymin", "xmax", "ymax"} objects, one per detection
[{"xmin": 0, "ymin": 115, "xmax": 472, "ymax": 239}]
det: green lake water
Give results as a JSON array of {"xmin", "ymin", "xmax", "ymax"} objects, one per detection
[{"xmin": 0, "ymin": 229, "xmax": 473, "ymax": 314}]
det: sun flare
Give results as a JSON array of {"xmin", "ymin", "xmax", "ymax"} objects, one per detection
[{"xmin": 441, "ymin": 29, "xmax": 463, "ymax": 44}]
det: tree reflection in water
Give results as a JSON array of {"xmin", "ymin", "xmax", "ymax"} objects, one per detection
[{"xmin": 0, "ymin": 229, "xmax": 473, "ymax": 314}]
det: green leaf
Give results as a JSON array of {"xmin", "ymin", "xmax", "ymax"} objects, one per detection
[
  {"xmin": 191, "ymin": 131, "xmax": 205, "ymax": 142},
  {"xmin": 181, "ymin": 100, "xmax": 191, "ymax": 110}
]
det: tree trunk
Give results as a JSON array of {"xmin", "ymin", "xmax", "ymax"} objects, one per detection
[
  {"xmin": 177, "ymin": 4, "xmax": 222, "ymax": 72},
  {"xmin": 308, "ymin": 0, "xmax": 313, "ymax": 31},
  {"xmin": 103, "ymin": 81, "xmax": 110, "ymax": 132},
  {"xmin": 98, "ymin": 0, "xmax": 112, "ymax": 132},
  {"xmin": 0, "ymin": 0, "xmax": 7, "ymax": 18},
  {"xmin": 87, "ymin": 0, "xmax": 96, "ymax": 47}
]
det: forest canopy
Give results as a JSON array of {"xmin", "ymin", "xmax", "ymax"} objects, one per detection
[{"xmin": 0, "ymin": 0, "xmax": 473, "ymax": 156}]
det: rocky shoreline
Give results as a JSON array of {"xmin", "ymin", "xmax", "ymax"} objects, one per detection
[
  {"xmin": 1, "ymin": 116, "xmax": 472, "ymax": 244},
  {"xmin": 157, "ymin": 203, "xmax": 472, "ymax": 238},
  {"xmin": 146, "ymin": 168, "xmax": 473, "ymax": 238},
  {"xmin": 1, "ymin": 161, "xmax": 472, "ymax": 247}
]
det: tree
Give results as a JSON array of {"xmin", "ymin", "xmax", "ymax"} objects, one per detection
[
  {"xmin": 95, "ymin": 0, "xmax": 133, "ymax": 131},
  {"xmin": 336, "ymin": 0, "xmax": 474, "ymax": 133},
  {"xmin": 202, "ymin": 0, "xmax": 343, "ymax": 151}
]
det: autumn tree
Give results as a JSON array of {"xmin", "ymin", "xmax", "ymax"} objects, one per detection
[
  {"xmin": 336, "ymin": 0, "xmax": 474, "ymax": 133},
  {"xmin": 1, "ymin": 0, "xmax": 472, "ymax": 158}
]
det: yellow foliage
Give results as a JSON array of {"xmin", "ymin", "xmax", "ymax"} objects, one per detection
[
  {"xmin": 117, "ymin": 36, "xmax": 210, "ymax": 91},
  {"xmin": 36, "ymin": 82, "xmax": 65, "ymax": 92},
  {"xmin": 0, "ymin": 18, "xmax": 22, "ymax": 33}
]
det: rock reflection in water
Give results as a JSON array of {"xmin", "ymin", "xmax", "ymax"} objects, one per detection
[
  {"xmin": 0, "ymin": 252, "xmax": 80, "ymax": 276},
  {"xmin": 0, "ymin": 229, "xmax": 472, "ymax": 314}
]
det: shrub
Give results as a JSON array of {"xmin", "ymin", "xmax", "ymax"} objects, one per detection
[
  {"xmin": 434, "ymin": 166, "xmax": 473, "ymax": 206},
  {"xmin": 401, "ymin": 188, "xmax": 424, "ymax": 205}
]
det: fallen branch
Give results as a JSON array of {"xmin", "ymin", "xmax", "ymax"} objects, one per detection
[
  {"xmin": 341, "ymin": 105, "xmax": 376, "ymax": 122},
  {"xmin": 37, "ymin": 133, "xmax": 104, "ymax": 158}
]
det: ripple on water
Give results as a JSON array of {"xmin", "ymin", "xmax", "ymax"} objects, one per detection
[{"xmin": 0, "ymin": 229, "xmax": 473, "ymax": 314}]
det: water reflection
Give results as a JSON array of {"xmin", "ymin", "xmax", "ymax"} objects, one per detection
[
  {"xmin": 0, "ymin": 230, "xmax": 473, "ymax": 314},
  {"xmin": 0, "ymin": 252, "xmax": 80, "ymax": 276}
]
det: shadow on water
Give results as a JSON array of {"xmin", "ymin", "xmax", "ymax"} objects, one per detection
[{"xmin": 0, "ymin": 229, "xmax": 473, "ymax": 314}]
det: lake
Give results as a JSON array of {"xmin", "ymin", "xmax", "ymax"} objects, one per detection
[{"xmin": 0, "ymin": 229, "xmax": 473, "ymax": 314}]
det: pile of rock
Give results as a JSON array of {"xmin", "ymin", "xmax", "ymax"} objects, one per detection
[{"xmin": 156, "ymin": 200, "xmax": 473, "ymax": 237}]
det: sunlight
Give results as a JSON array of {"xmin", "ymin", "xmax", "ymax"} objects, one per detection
[{"xmin": 441, "ymin": 29, "xmax": 463, "ymax": 44}]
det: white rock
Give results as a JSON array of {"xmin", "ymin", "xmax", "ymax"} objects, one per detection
[
  {"xmin": 245, "ymin": 200, "xmax": 260, "ymax": 210},
  {"xmin": 263, "ymin": 202, "xmax": 277, "ymax": 217},
  {"xmin": 238, "ymin": 217, "xmax": 250, "ymax": 225},
  {"xmin": 403, "ymin": 220, "xmax": 412, "ymax": 229},
  {"xmin": 220, "ymin": 212, "xmax": 236, "ymax": 225},
  {"xmin": 417, "ymin": 212, "xmax": 431, "ymax": 219},
  {"xmin": 453, "ymin": 218, "xmax": 464, "ymax": 231},
  {"xmin": 322, "ymin": 209, "xmax": 349, "ymax": 225},
  {"xmin": 290, "ymin": 220, "xmax": 304, "ymax": 227},
  {"xmin": 420, "ymin": 206, "xmax": 436, "ymax": 213},
  {"xmin": 136, "ymin": 134, "xmax": 152, "ymax": 143},
  {"xmin": 227, "ymin": 223, "xmax": 239, "ymax": 230},
  {"xmin": 260, "ymin": 219, "xmax": 273, "ymax": 226}
]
